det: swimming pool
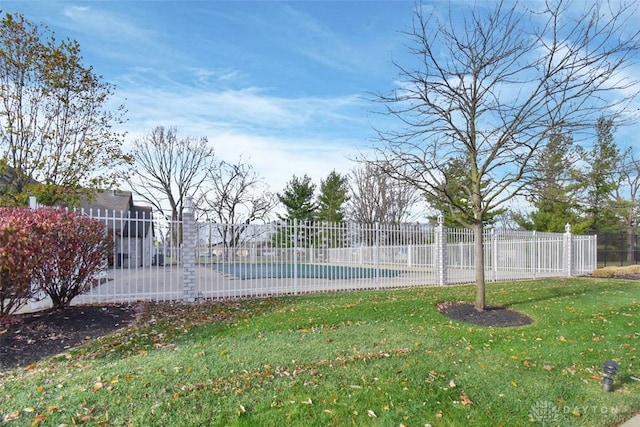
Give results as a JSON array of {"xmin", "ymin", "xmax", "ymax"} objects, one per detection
[{"xmin": 213, "ymin": 263, "xmax": 405, "ymax": 280}]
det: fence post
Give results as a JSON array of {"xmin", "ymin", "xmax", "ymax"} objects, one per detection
[
  {"xmin": 491, "ymin": 228, "xmax": 498, "ymax": 282},
  {"xmin": 532, "ymin": 230, "xmax": 538, "ymax": 279},
  {"xmin": 564, "ymin": 223, "xmax": 573, "ymax": 277},
  {"xmin": 182, "ymin": 197, "xmax": 196, "ymax": 302},
  {"xmin": 435, "ymin": 213, "xmax": 448, "ymax": 286},
  {"xmin": 293, "ymin": 219, "xmax": 298, "ymax": 295},
  {"xmin": 375, "ymin": 223, "xmax": 381, "ymax": 289}
]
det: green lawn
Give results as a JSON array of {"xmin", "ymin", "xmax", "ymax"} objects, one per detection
[{"xmin": 1, "ymin": 278, "xmax": 639, "ymax": 426}]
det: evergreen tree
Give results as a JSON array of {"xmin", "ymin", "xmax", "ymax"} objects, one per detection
[
  {"xmin": 579, "ymin": 117, "xmax": 628, "ymax": 233},
  {"xmin": 273, "ymin": 175, "xmax": 317, "ymax": 248},
  {"xmin": 277, "ymin": 174, "xmax": 317, "ymax": 222},
  {"xmin": 616, "ymin": 153, "xmax": 640, "ymax": 263},
  {"xmin": 425, "ymin": 157, "xmax": 505, "ymax": 228},
  {"xmin": 317, "ymin": 170, "xmax": 349, "ymax": 223},
  {"xmin": 515, "ymin": 131, "xmax": 584, "ymax": 232},
  {"xmin": 316, "ymin": 170, "xmax": 350, "ymax": 250}
]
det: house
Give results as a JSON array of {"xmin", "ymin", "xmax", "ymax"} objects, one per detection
[
  {"xmin": 80, "ymin": 190, "xmax": 154, "ymax": 268},
  {"xmin": 0, "ymin": 163, "xmax": 40, "ymax": 198}
]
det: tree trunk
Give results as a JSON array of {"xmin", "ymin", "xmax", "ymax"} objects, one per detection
[{"xmin": 474, "ymin": 221, "xmax": 486, "ymax": 311}]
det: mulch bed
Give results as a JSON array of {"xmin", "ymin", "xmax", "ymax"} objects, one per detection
[
  {"xmin": 437, "ymin": 301, "xmax": 534, "ymax": 327},
  {"xmin": 0, "ymin": 304, "xmax": 141, "ymax": 373}
]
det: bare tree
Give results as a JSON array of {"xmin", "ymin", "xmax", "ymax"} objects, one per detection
[
  {"xmin": 372, "ymin": 1, "xmax": 640, "ymax": 310},
  {"xmin": 348, "ymin": 162, "xmax": 422, "ymax": 245},
  {"xmin": 127, "ymin": 126, "xmax": 215, "ymax": 242},
  {"xmin": 197, "ymin": 158, "xmax": 277, "ymax": 250}
]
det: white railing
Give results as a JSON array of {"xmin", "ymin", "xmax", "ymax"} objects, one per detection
[
  {"xmin": 73, "ymin": 209, "xmax": 185, "ymax": 305},
  {"xmin": 193, "ymin": 221, "xmax": 438, "ymax": 299},
  {"xmin": 21, "ymin": 207, "xmax": 598, "ymax": 309}
]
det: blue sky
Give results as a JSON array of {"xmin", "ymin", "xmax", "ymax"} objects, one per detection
[
  {"xmin": 1, "ymin": 0, "xmax": 418, "ymax": 196},
  {"xmin": 1, "ymin": 0, "xmax": 639, "ymax": 205}
]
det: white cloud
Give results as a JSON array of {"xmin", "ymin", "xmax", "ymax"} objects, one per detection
[
  {"xmin": 61, "ymin": 5, "xmax": 155, "ymax": 43},
  {"xmin": 110, "ymin": 80, "xmax": 371, "ymax": 195},
  {"xmin": 206, "ymin": 131, "xmax": 358, "ymax": 193},
  {"xmin": 115, "ymin": 79, "xmax": 368, "ymax": 132}
]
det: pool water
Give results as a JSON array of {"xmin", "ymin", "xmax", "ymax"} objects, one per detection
[{"xmin": 213, "ymin": 263, "xmax": 405, "ymax": 280}]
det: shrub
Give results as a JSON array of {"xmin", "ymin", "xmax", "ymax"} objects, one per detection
[
  {"xmin": 30, "ymin": 209, "xmax": 111, "ymax": 309},
  {"xmin": 592, "ymin": 264, "xmax": 640, "ymax": 278},
  {"xmin": 0, "ymin": 208, "xmax": 44, "ymax": 316},
  {"xmin": 0, "ymin": 208, "xmax": 111, "ymax": 314}
]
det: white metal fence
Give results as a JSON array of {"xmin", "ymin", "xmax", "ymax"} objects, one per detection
[{"xmin": 20, "ymin": 204, "xmax": 597, "ymax": 310}]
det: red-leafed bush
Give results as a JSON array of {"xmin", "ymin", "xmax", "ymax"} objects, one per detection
[
  {"xmin": 0, "ymin": 208, "xmax": 110, "ymax": 315},
  {"xmin": 30, "ymin": 209, "xmax": 111, "ymax": 309},
  {"xmin": 0, "ymin": 208, "xmax": 46, "ymax": 315}
]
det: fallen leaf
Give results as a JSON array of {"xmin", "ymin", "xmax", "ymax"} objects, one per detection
[
  {"xmin": 92, "ymin": 382, "xmax": 104, "ymax": 392},
  {"xmin": 32, "ymin": 413, "xmax": 47, "ymax": 424},
  {"xmin": 0, "ymin": 328, "xmax": 7, "ymax": 335},
  {"xmin": 460, "ymin": 392, "xmax": 473, "ymax": 406},
  {"xmin": 4, "ymin": 411, "xmax": 20, "ymax": 421},
  {"xmin": 367, "ymin": 410, "xmax": 377, "ymax": 418},
  {"xmin": 449, "ymin": 379, "xmax": 457, "ymax": 388}
]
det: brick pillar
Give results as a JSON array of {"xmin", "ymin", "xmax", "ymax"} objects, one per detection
[
  {"xmin": 435, "ymin": 213, "xmax": 448, "ymax": 286},
  {"xmin": 182, "ymin": 198, "xmax": 196, "ymax": 302}
]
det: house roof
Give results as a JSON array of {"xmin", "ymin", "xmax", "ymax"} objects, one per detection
[
  {"xmin": 80, "ymin": 190, "xmax": 135, "ymax": 214},
  {"xmin": 80, "ymin": 190, "xmax": 153, "ymax": 238},
  {"xmin": 0, "ymin": 164, "xmax": 40, "ymax": 187}
]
